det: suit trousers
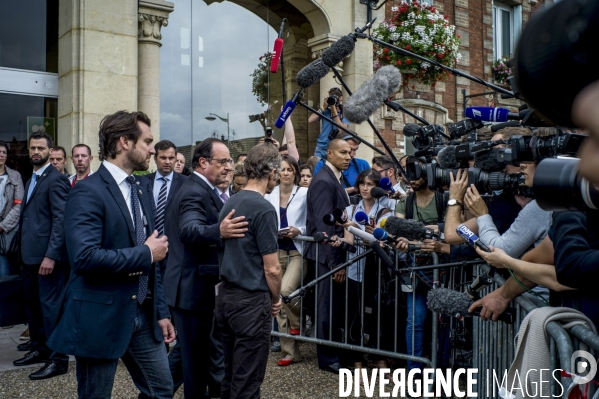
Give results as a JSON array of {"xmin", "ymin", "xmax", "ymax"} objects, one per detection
[
  {"xmin": 215, "ymin": 284, "xmax": 271, "ymax": 399},
  {"xmin": 170, "ymin": 306, "xmax": 215, "ymax": 398},
  {"xmin": 75, "ymin": 301, "xmax": 172, "ymax": 399},
  {"xmin": 22, "ymin": 262, "xmax": 69, "ymax": 363},
  {"xmin": 276, "ymin": 250, "xmax": 306, "ymax": 361}
]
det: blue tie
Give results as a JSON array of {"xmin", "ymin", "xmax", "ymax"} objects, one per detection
[
  {"xmin": 26, "ymin": 174, "xmax": 38, "ymax": 203},
  {"xmin": 155, "ymin": 177, "xmax": 168, "ymax": 236},
  {"xmin": 126, "ymin": 176, "xmax": 148, "ymax": 304}
]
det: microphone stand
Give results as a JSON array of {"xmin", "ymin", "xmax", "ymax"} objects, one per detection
[
  {"xmin": 279, "ymin": 18, "xmax": 288, "ymax": 103},
  {"xmin": 352, "ymin": 29, "xmax": 514, "ymax": 97},
  {"xmin": 282, "ymin": 249, "xmax": 373, "ymax": 303}
]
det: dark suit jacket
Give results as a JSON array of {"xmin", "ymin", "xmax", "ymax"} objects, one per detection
[
  {"xmin": 304, "ymin": 164, "xmax": 350, "ymax": 268},
  {"xmin": 143, "ymin": 171, "xmax": 187, "ymax": 210},
  {"xmin": 164, "ymin": 172, "xmax": 223, "ymax": 311},
  {"xmin": 20, "ymin": 164, "xmax": 70, "ymax": 264},
  {"xmin": 47, "ymin": 164, "xmax": 170, "ymax": 359}
]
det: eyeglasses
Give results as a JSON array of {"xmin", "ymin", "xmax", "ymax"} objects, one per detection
[{"xmin": 207, "ymin": 158, "xmax": 234, "ymax": 166}]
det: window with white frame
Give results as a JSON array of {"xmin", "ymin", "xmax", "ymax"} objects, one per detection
[{"xmin": 492, "ymin": 2, "xmax": 522, "ymax": 61}]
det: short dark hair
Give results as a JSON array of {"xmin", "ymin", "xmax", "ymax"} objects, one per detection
[
  {"xmin": 30, "ymin": 132, "xmax": 54, "ymax": 148},
  {"xmin": 281, "ymin": 155, "xmax": 300, "ymax": 185},
  {"xmin": 279, "ymin": 144, "xmax": 288, "ymax": 153},
  {"xmin": 98, "ymin": 110, "xmax": 151, "ymax": 161},
  {"xmin": 192, "ymin": 138, "xmax": 224, "ymax": 169},
  {"xmin": 354, "ymin": 169, "xmax": 380, "ymax": 192},
  {"xmin": 71, "ymin": 144, "xmax": 92, "ymax": 156},
  {"xmin": 245, "ymin": 143, "xmax": 281, "ymax": 181},
  {"xmin": 329, "ymin": 87, "xmax": 342, "ymax": 96},
  {"xmin": 299, "ymin": 164, "xmax": 313, "ymax": 174},
  {"xmin": 51, "ymin": 146, "xmax": 67, "ymax": 158},
  {"xmin": 0, "ymin": 141, "xmax": 8, "ymax": 153},
  {"xmin": 236, "ymin": 154, "xmax": 247, "ymax": 162},
  {"xmin": 372, "ymin": 155, "xmax": 397, "ymax": 176},
  {"xmin": 154, "ymin": 139, "xmax": 176, "ymax": 155}
]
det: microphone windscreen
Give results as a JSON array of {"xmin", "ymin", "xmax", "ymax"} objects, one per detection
[
  {"xmin": 474, "ymin": 148, "xmax": 505, "ymax": 172},
  {"xmin": 380, "ymin": 177, "xmax": 393, "ymax": 191},
  {"xmin": 355, "ymin": 211, "xmax": 369, "ymax": 225},
  {"xmin": 370, "ymin": 187, "xmax": 387, "ymax": 199},
  {"xmin": 372, "ymin": 227, "xmax": 388, "ymax": 241},
  {"xmin": 313, "ymin": 232, "xmax": 325, "ymax": 244},
  {"xmin": 323, "ymin": 214, "xmax": 336, "ymax": 226},
  {"xmin": 332, "ymin": 208, "xmax": 346, "ymax": 224},
  {"xmin": 344, "ymin": 66, "xmax": 402, "ymax": 124},
  {"xmin": 437, "ymin": 146, "xmax": 461, "ymax": 169},
  {"xmin": 321, "ymin": 36, "xmax": 356, "ymax": 68},
  {"xmin": 296, "ymin": 58, "xmax": 330, "ymax": 89},
  {"xmin": 403, "ymin": 123, "xmax": 421, "ymax": 137},
  {"xmin": 426, "ymin": 288, "xmax": 473, "ymax": 317},
  {"xmin": 383, "ymin": 216, "xmax": 425, "ymax": 241}
]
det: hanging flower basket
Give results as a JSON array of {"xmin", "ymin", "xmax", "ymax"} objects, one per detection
[
  {"xmin": 492, "ymin": 57, "xmax": 512, "ymax": 85},
  {"xmin": 250, "ymin": 52, "xmax": 274, "ymax": 106},
  {"xmin": 371, "ymin": 1, "xmax": 461, "ymax": 88}
]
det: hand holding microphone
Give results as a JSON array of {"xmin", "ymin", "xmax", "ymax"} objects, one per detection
[{"xmin": 474, "ymin": 246, "xmax": 511, "ymax": 269}]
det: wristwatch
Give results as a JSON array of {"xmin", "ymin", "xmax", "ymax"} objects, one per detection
[{"xmin": 447, "ymin": 198, "xmax": 463, "ymax": 207}]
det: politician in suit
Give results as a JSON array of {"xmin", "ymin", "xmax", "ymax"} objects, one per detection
[
  {"xmin": 14, "ymin": 132, "xmax": 70, "ymax": 380},
  {"xmin": 164, "ymin": 138, "xmax": 247, "ymax": 398},
  {"xmin": 48, "ymin": 111, "xmax": 174, "ymax": 398},
  {"xmin": 304, "ymin": 139, "xmax": 352, "ymax": 373}
]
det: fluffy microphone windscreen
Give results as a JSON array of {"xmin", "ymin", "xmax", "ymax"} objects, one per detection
[
  {"xmin": 383, "ymin": 216, "xmax": 426, "ymax": 241},
  {"xmin": 370, "ymin": 187, "xmax": 387, "ymax": 199},
  {"xmin": 437, "ymin": 146, "xmax": 461, "ymax": 169},
  {"xmin": 427, "ymin": 288, "xmax": 473, "ymax": 317},
  {"xmin": 474, "ymin": 148, "xmax": 505, "ymax": 172},
  {"xmin": 296, "ymin": 58, "xmax": 330, "ymax": 89},
  {"xmin": 321, "ymin": 36, "xmax": 356, "ymax": 68},
  {"xmin": 344, "ymin": 66, "xmax": 402, "ymax": 124},
  {"xmin": 402, "ymin": 123, "xmax": 421, "ymax": 137}
]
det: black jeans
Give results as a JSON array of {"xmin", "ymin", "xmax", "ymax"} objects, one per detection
[{"xmin": 215, "ymin": 283, "xmax": 271, "ymax": 399}]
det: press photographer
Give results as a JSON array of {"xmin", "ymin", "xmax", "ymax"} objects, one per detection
[{"xmin": 310, "ymin": 87, "xmax": 350, "ymax": 159}]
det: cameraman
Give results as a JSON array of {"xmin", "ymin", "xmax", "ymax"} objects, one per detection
[{"xmin": 310, "ymin": 87, "xmax": 349, "ymax": 159}]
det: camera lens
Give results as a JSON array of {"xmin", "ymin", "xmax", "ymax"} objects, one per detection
[{"xmin": 327, "ymin": 95, "xmax": 338, "ymax": 106}]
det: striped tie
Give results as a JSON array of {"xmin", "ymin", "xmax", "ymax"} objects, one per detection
[{"xmin": 155, "ymin": 177, "xmax": 168, "ymax": 236}]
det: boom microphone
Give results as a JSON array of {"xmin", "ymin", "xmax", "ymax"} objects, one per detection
[
  {"xmin": 270, "ymin": 19, "xmax": 286, "ymax": 73},
  {"xmin": 344, "ymin": 66, "xmax": 402, "ymax": 124},
  {"xmin": 437, "ymin": 146, "xmax": 461, "ymax": 169},
  {"xmin": 296, "ymin": 58, "xmax": 330, "ymax": 89},
  {"xmin": 321, "ymin": 36, "xmax": 356, "ymax": 68},
  {"xmin": 402, "ymin": 123, "xmax": 421, "ymax": 137},
  {"xmin": 275, "ymin": 90, "xmax": 303, "ymax": 128},
  {"xmin": 456, "ymin": 224, "xmax": 491, "ymax": 252},
  {"xmin": 427, "ymin": 288, "xmax": 514, "ymax": 323},
  {"xmin": 379, "ymin": 178, "xmax": 395, "ymax": 193},
  {"xmin": 355, "ymin": 211, "xmax": 369, "ymax": 226},
  {"xmin": 465, "ymin": 107, "xmax": 519, "ymax": 123},
  {"xmin": 313, "ymin": 232, "xmax": 357, "ymax": 253}
]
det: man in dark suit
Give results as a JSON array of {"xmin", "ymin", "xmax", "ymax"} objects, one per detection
[
  {"xmin": 164, "ymin": 138, "xmax": 247, "ymax": 398},
  {"xmin": 304, "ymin": 138, "xmax": 352, "ymax": 373},
  {"xmin": 47, "ymin": 111, "xmax": 174, "ymax": 398},
  {"xmin": 13, "ymin": 132, "xmax": 70, "ymax": 380}
]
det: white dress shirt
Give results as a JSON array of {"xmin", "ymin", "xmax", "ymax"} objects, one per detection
[
  {"xmin": 152, "ymin": 171, "xmax": 174, "ymax": 205},
  {"xmin": 103, "ymin": 161, "xmax": 145, "ymax": 224}
]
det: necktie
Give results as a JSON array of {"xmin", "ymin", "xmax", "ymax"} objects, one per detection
[
  {"xmin": 155, "ymin": 177, "xmax": 168, "ymax": 236},
  {"xmin": 220, "ymin": 192, "xmax": 229, "ymax": 203},
  {"xmin": 126, "ymin": 176, "xmax": 148, "ymax": 304},
  {"xmin": 27, "ymin": 173, "xmax": 38, "ymax": 203}
]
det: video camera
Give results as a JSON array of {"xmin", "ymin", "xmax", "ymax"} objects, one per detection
[{"xmin": 496, "ymin": 131, "xmax": 586, "ymax": 165}]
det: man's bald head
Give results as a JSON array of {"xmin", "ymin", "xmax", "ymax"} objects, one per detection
[{"xmin": 327, "ymin": 139, "xmax": 351, "ymax": 171}]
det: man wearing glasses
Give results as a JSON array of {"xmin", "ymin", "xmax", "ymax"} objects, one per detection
[
  {"xmin": 163, "ymin": 138, "xmax": 248, "ymax": 398},
  {"xmin": 309, "ymin": 87, "xmax": 349, "ymax": 159}
]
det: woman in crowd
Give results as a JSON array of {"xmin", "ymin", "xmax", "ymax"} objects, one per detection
[
  {"xmin": 298, "ymin": 164, "xmax": 313, "ymax": 188},
  {"xmin": 264, "ymin": 155, "xmax": 308, "ymax": 366},
  {"xmin": 0, "ymin": 141, "xmax": 24, "ymax": 277}
]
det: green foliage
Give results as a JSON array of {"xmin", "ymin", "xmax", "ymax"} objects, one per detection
[{"xmin": 250, "ymin": 52, "xmax": 274, "ymax": 106}]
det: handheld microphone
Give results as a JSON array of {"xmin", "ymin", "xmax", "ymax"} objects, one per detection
[
  {"xmin": 427, "ymin": 288, "xmax": 514, "ymax": 324},
  {"xmin": 332, "ymin": 208, "xmax": 348, "ymax": 225},
  {"xmin": 456, "ymin": 224, "xmax": 491, "ymax": 252},
  {"xmin": 344, "ymin": 66, "xmax": 402, "ymax": 124},
  {"xmin": 464, "ymin": 107, "xmax": 519, "ymax": 123},
  {"xmin": 322, "ymin": 214, "xmax": 336, "ymax": 226},
  {"xmin": 370, "ymin": 240, "xmax": 394, "ymax": 270},
  {"xmin": 275, "ymin": 90, "xmax": 303, "ymax": 128},
  {"xmin": 379, "ymin": 178, "xmax": 395, "ymax": 193},
  {"xmin": 347, "ymin": 225, "xmax": 376, "ymax": 244},
  {"xmin": 354, "ymin": 211, "xmax": 369, "ymax": 226},
  {"xmin": 383, "ymin": 216, "xmax": 436, "ymax": 241},
  {"xmin": 313, "ymin": 232, "xmax": 357, "ymax": 253},
  {"xmin": 321, "ymin": 36, "xmax": 356, "ymax": 68},
  {"xmin": 370, "ymin": 187, "xmax": 388, "ymax": 199},
  {"xmin": 270, "ymin": 19, "xmax": 286, "ymax": 73},
  {"xmin": 296, "ymin": 58, "xmax": 330, "ymax": 89},
  {"xmin": 374, "ymin": 227, "xmax": 423, "ymax": 252}
]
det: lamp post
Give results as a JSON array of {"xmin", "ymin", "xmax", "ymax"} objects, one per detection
[{"xmin": 205, "ymin": 113, "xmax": 230, "ymax": 147}]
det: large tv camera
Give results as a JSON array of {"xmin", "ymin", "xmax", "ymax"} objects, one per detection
[
  {"xmin": 404, "ymin": 118, "xmax": 485, "ymax": 151},
  {"xmin": 496, "ymin": 131, "xmax": 586, "ymax": 165}
]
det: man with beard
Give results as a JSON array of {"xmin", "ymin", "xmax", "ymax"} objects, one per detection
[
  {"xmin": 394, "ymin": 156, "xmax": 446, "ymax": 379},
  {"xmin": 215, "ymin": 143, "xmax": 282, "ymax": 399},
  {"xmin": 13, "ymin": 132, "xmax": 70, "ymax": 380},
  {"xmin": 48, "ymin": 111, "xmax": 174, "ymax": 397},
  {"xmin": 164, "ymin": 138, "xmax": 246, "ymax": 398},
  {"xmin": 68, "ymin": 144, "xmax": 94, "ymax": 186}
]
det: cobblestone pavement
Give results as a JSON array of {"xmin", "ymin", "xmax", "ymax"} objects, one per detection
[{"xmin": 0, "ymin": 341, "xmax": 406, "ymax": 399}]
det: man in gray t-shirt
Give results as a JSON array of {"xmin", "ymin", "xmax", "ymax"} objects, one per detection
[{"xmin": 215, "ymin": 143, "xmax": 282, "ymax": 399}]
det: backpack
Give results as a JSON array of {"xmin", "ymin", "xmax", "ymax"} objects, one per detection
[{"xmin": 404, "ymin": 191, "xmax": 446, "ymax": 223}]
